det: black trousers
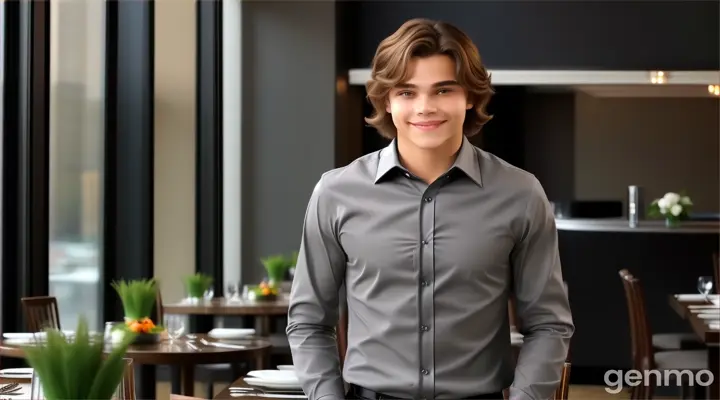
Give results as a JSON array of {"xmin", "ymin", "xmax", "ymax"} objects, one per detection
[{"xmin": 346, "ymin": 384, "xmax": 505, "ymax": 400}]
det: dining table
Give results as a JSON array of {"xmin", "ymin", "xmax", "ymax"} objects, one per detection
[
  {"xmin": 163, "ymin": 297, "xmax": 290, "ymax": 336},
  {"xmin": 668, "ymin": 294, "xmax": 719, "ymax": 399},
  {"xmin": 0, "ymin": 333, "xmax": 272, "ymax": 399}
]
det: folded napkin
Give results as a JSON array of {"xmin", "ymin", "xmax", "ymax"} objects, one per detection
[
  {"xmin": 675, "ymin": 294, "xmax": 720, "ymax": 301},
  {"xmin": 2, "ymin": 330, "xmax": 94, "ymax": 340}
]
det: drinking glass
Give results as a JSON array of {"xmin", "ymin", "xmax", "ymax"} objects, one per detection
[
  {"xmin": 30, "ymin": 370, "xmax": 44, "ymax": 399},
  {"xmin": 698, "ymin": 276, "xmax": 714, "ymax": 300},
  {"xmin": 164, "ymin": 315, "xmax": 185, "ymax": 343}
]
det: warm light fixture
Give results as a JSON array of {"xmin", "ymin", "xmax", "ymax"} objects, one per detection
[
  {"xmin": 708, "ymin": 85, "xmax": 720, "ymax": 96},
  {"xmin": 650, "ymin": 71, "xmax": 667, "ymax": 84}
]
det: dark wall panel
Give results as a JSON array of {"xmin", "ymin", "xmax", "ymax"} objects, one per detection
[{"xmin": 355, "ymin": 1, "xmax": 719, "ymax": 70}]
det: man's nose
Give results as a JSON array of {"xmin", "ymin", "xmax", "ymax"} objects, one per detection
[{"xmin": 414, "ymin": 95, "xmax": 437, "ymax": 114}]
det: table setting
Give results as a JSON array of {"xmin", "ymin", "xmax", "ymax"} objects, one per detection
[{"xmin": 229, "ymin": 367, "xmax": 306, "ymax": 398}]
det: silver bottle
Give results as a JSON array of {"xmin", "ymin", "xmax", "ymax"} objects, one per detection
[{"xmin": 628, "ymin": 185, "xmax": 641, "ymax": 227}]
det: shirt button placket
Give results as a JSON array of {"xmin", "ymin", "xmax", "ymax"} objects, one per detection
[{"xmin": 419, "ymin": 187, "xmax": 436, "ymax": 397}]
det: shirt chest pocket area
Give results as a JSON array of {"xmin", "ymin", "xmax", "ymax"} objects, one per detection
[
  {"xmin": 432, "ymin": 227, "xmax": 516, "ymax": 282},
  {"xmin": 339, "ymin": 230, "xmax": 419, "ymax": 284}
]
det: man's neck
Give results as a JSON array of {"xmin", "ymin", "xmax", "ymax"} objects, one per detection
[{"xmin": 396, "ymin": 135, "xmax": 463, "ymax": 184}]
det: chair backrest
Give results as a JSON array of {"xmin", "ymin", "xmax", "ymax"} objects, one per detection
[
  {"xmin": 618, "ymin": 269, "xmax": 655, "ymax": 400},
  {"xmin": 21, "ymin": 296, "xmax": 61, "ymax": 332},
  {"xmin": 553, "ymin": 362, "xmax": 571, "ymax": 400},
  {"xmin": 121, "ymin": 358, "xmax": 136, "ymax": 400},
  {"xmin": 713, "ymin": 253, "xmax": 719, "ymax": 296}
]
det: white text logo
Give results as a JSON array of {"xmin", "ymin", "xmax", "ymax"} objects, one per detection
[{"xmin": 604, "ymin": 369, "xmax": 715, "ymax": 394}]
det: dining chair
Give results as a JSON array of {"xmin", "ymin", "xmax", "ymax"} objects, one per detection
[
  {"xmin": 712, "ymin": 253, "xmax": 719, "ymax": 295},
  {"xmin": 619, "ymin": 269, "xmax": 707, "ymax": 399},
  {"xmin": 20, "ymin": 296, "xmax": 61, "ymax": 332}
]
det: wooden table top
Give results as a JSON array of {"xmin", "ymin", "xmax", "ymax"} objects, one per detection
[
  {"xmin": 163, "ymin": 298, "xmax": 289, "ymax": 316},
  {"xmin": 0, "ymin": 334, "xmax": 272, "ymax": 365},
  {"xmin": 668, "ymin": 295, "xmax": 719, "ymax": 344}
]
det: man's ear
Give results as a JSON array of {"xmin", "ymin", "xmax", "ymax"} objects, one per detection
[{"xmin": 466, "ymin": 103, "xmax": 473, "ymax": 110}]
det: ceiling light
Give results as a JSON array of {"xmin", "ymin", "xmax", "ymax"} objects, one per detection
[{"xmin": 708, "ymin": 85, "xmax": 719, "ymax": 96}]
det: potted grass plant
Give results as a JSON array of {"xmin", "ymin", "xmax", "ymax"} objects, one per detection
[
  {"xmin": 183, "ymin": 273, "xmax": 213, "ymax": 303},
  {"xmin": 110, "ymin": 278, "xmax": 164, "ymax": 343},
  {"xmin": 261, "ymin": 254, "xmax": 291, "ymax": 288},
  {"xmin": 23, "ymin": 316, "xmax": 136, "ymax": 400}
]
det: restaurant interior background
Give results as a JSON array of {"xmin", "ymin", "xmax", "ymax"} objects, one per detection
[{"xmin": 0, "ymin": 0, "xmax": 718, "ymax": 397}]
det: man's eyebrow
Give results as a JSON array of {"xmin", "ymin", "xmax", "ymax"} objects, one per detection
[{"xmin": 394, "ymin": 80, "xmax": 460, "ymax": 89}]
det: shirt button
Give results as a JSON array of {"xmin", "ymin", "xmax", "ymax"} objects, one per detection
[
  {"xmin": 421, "ymin": 280, "xmax": 429, "ymax": 286},
  {"xmin": 424, "ymin": 197, "xmax": 433, "ymax": 202},
  {"xmin": 404, "ymin": 172, "xmax": 411, "ymax": 178},
  {"xmin": 421, "ymin": 240, "xmax": 427, "ymax": 245},
  {"xmin": 421, "ymin": 368, "xmax": 429, "ymax": 375},
  {"xmin": 420, "ymin": 325, "xmax": 429, "ymax": 332}
]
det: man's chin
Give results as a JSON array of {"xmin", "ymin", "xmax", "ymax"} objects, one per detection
[{"xmin": 406, "ymin": 133, "xmax": 456, "ymax": 150}]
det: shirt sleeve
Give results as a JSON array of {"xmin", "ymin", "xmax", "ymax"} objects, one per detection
[
  {"xmin": 286, "ymin": 176, "xmax": 347, "ymax": 400},
  {"xmin": 508, "ymin": 177, "xmax": 575, "ymax": 400}
]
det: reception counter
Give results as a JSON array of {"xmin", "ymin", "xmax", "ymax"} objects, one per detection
[
  {"xmin": 556, "ymin": 217, "xmax": 720, "ymax": 234},
  {"xmin": 555, "ymin": 218, "xmax": 719, "ymax": 381}
]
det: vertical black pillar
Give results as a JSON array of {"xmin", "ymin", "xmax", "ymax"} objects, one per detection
[
  {"xmin": 103, "ymin": 1, "xmax": 155, "ymax": 397},
  {"xmin": 102, "ymin": 0, "xmax": 155, "ymax": 322},
  {"xmin": 196, "ymin": 0, "xmax": 223, "ymax": 296},
  {"xmin": 1, "ymin": 0, "xmax": 50, "ymax": 340}
]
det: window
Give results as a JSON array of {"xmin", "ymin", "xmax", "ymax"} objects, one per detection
[{"xmin": 48, "ymin": 0, "xmax": 105, "ymax": 330}]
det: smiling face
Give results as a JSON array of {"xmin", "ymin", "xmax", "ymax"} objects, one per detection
[{"xmin": 386, "ymin": 54, "xmax": 473, "ymax": 152}]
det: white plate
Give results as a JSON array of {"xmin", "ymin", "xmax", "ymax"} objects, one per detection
[
  {"xmin": 697, "ymin": 313, "xmax": 720, "ymax": 319},
  {"xmin": 676, "ymin": 294, "xmax": 720, "ymax": 302},
  {"xmin": 277, "ymin": 365, "xmax": 295, "ymax": 371},
  {"xmin": 243, "ymin": 377, "xmax": 302, "ymax": 390},
  {"xmin": 247, "ymin": 370, "xmax": 298, "ymax": 384},
  {"xmin": 208, "ymin": 328, "xmax": 255, "ymax": 340},
  {"xmin": 0, "ymin": 368, "xmax": 33, "ymax": 378}
]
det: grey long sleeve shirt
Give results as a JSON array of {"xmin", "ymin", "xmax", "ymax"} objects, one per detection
[{"xmin": 287, "ymin": 136, "xmax": 574, "ymax": 400}]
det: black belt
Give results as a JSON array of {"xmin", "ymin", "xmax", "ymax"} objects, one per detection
[{"xmin": 349, "ymin": 385, "xmax": 504, "ymax": 400}]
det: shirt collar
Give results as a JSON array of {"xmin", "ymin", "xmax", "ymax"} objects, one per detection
[{"xmin": 374, "ymin": 136, "xmax": 483, "ymax": 187}]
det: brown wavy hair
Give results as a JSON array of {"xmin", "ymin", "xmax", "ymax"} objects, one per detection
[{"xmin": 365, "ymin": 19, "xmax": 494, "ymax": 139}]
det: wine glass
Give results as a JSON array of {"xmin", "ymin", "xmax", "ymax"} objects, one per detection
[
  {"xmin": 203, "ymin": 288, "xmax": 215, "ymax": 303},
  {"xmin": 164, "ymin": 315, "xmax": 185, "ymax": 343},
  {"xmin": 697, "ymin": 276, "xmax": 714, "ymax": 301},
  {"xmin": 226, "ymin": 283, "xmax": 239, "ymax": 301}
]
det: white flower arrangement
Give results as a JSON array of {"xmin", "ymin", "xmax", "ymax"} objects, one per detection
[{"xmin": 648, "ymin": 191, "xmax": 693, "ymax": 226}]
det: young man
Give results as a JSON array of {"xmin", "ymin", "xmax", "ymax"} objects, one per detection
[{"xmin": 287, "ymin": 18, "xmax": 574, "ymax": 400}]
